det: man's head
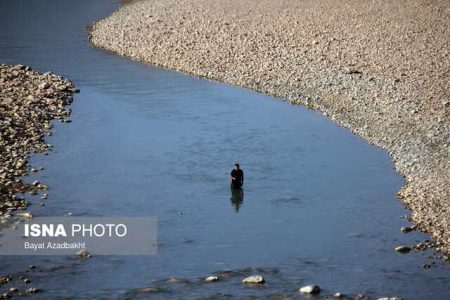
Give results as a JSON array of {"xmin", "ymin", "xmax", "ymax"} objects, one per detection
[{"xmin": 234, "ymin": 163, "xmax": 240, "ymax": 170}]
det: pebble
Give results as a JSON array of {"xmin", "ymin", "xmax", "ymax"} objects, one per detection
[
  {"xmin": 17, "ymin": 212, "xmax": 33, "ymax": 219},
  {"xmin": 0, "ymin": 276, "xmax": 11, "ymax": 284},
  {"xmin": 299, "ymin": 284, "xmax": 321, "ymax": 294},
  {"xmin": 241, "ymin": 275, "xmax": 265, "ymax": 284},
  {"xmin": 204, "ymin": 275, "xmax": 218, "ymax": 282},
  {"xmin": 400, "ymin": 226, "xmax": 414, "ymax": 233},
  {"xmin": 395, "ymin": 246, "xmax": 412, "ymax": 253},
  {"xmin": 26, "ymin": 288, "xmax": 40, "ymax": 294},
  {"xmin": 75, "ymin": 250, "xmax": 91, "ymax": 257},
  {"xmin": 414, "ymin": 242, "xmax": 428, "ymax": 251}
]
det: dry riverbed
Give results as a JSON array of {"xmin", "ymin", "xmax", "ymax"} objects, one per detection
[
  {"xmin": 0, "ymin": 64, "xmax": 76, "ymax": 220},
  {"xmin": 89, "ymin": 0, "xmax": 449, "ymax": 255}
]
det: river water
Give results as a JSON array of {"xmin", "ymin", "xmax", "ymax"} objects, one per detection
[{"xmin": 0, "ymin": 0, "xmax": 449, "ymax": 299}]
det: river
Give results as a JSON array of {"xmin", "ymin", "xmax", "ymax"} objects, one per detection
[{"xmin": 0, "ymin": 0, "xmax": 448, "ymax": 299}]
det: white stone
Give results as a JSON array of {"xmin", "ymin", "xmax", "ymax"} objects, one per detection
[
  {"xmin": 17, "ymin": 212, "xmax": 33, "ymax": 219},
  {"xmin": 204, "ymin": 276, "xmax": 218, "ymax": 282},
  {"xmin": 75, "ymin": 250, "xmax": 91, "ymax": 257},
  {"xmin": 242, "ymin": 275, "xmax": 265, "ymax": 284},
  {"xmin": 299, "ymin": 284, "xmax": 321, "ymax": 294}
]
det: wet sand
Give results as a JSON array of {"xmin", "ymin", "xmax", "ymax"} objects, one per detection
[{"xmin": 89, "ymin": 0, "xmax": 450, "ymax": 256}]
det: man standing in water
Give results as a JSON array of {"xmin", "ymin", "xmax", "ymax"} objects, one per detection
[{"xmin": 230, "ymin": 163, "xmax": 244, "ymax": 189}]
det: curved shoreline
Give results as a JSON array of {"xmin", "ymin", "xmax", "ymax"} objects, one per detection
[
  {"xmin": 0, "ymin": 64, "xmax": 76, "ymax": 219},
  {"xmin": 89, "ymin": 0, "xmax": 449, "ymax": 255}
]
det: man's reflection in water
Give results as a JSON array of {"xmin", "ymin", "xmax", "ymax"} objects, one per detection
[{"xmin": 230, "ymin": 188, "xmax": 244, "ymax": 212}]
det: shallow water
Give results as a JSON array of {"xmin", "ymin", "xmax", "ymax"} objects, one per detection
[{"xmin": 0, "ymin": 0, "xmax": 449, "ymax": 299}]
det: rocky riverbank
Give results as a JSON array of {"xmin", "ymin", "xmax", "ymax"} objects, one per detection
[
  {"xmin": 0, "ymin": 64, "xmax": 76, "ymax": 219},
  {"xmin": 89, "ymin": 0, "xmax": 449, "ymax": 255}
]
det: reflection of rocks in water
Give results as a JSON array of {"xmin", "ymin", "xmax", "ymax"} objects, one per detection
[{"xmin": 230, "ymin": 188, "xmax": 244, "ymax": 212}]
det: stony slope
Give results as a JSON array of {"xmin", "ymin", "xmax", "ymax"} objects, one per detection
[{"xmin": 0, "ymin": 64, "xmax": 76, "ymax": 219}]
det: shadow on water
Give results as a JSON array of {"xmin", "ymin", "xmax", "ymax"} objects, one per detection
[{"xmin": 230, "ymin": 188, "xmax": 244, "ymax": 213}]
